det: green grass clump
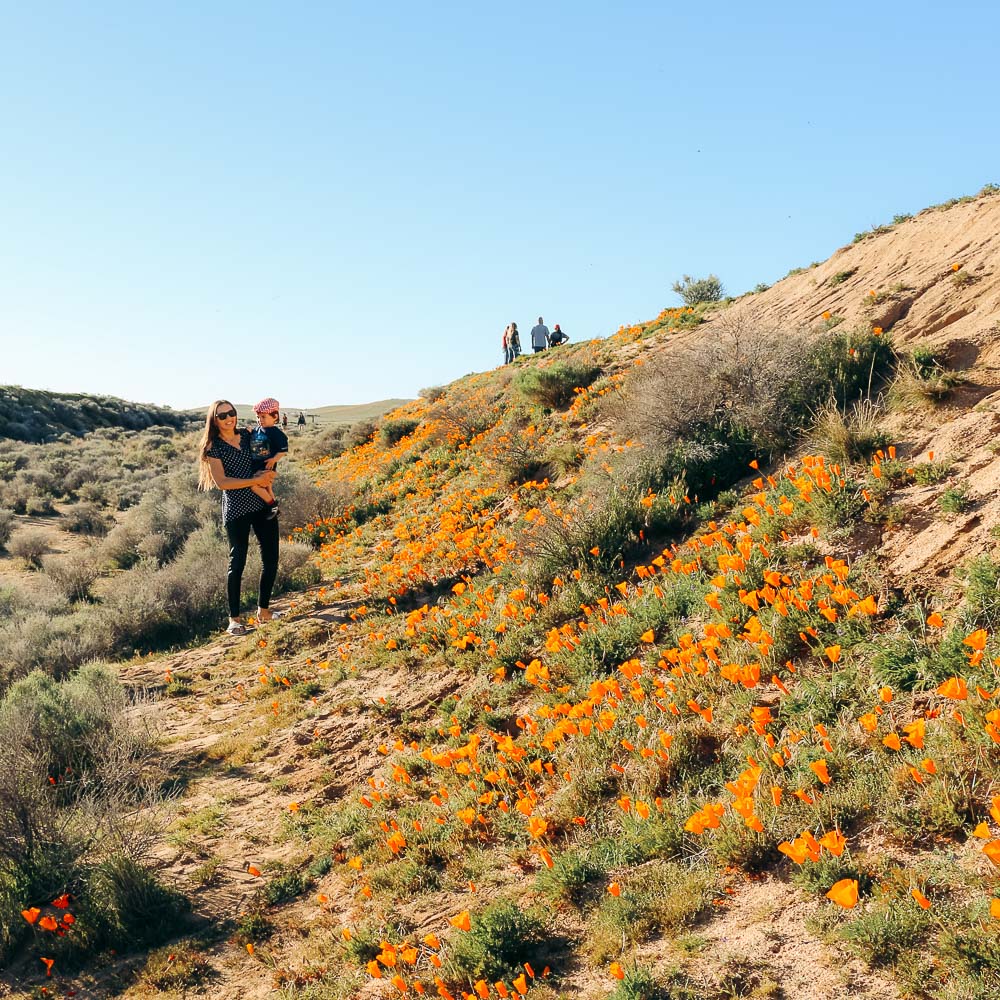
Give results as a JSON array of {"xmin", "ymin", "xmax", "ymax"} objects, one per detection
[
  {"xmin": 450, "ymin": 899, "xmax": 548, "ymax": 983},
  {"xmin": 938, "ymin": 484, "xmax": 971, "ymax": 516},
  {"xmin": 829, "ymin": 269, "xmax": 857, "ymax": 286},
  {"xmin": 586, "ymin": 861, "xmax": 714, "ymax": 961},
  {"xmin": 838, "ymin": 898, "xmax": 932, "ymax": 966},
  {"xmin": 138, "ymin": 941, "xmax": 212, "ymax": 990},
  {"xmin": 534, "ymin": 848, "xmax": 605, "ymax": 904}
]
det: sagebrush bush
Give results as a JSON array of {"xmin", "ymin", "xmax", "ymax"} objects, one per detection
[
  {"xmin": 0, "ymin": 665, "xmax": 176, "ymax": 964},
  {"xmin": 63, "ymin": 501, "xmax": 113, "ymax": 536},
  {"xmin": 611, "ymin": 314, "xmax": 892, "ymax": 505},
  {"xmin": 7, "ymin": 527, "xmax": 50, "ymax": 568},
  {"xmin": 345, "ymin": 418, "xmax": 377, "ymax": 450},
  {"xmin": 43, "ymin": 549, "xmax": 101, "ymax": 602},
  {"xmin": 0, "ymin": 508, "xmax": 13, "ymax": 549},
  {"xmin": 672, "ymin": 273, "xmax": 724, "ymax": 305},
  {"xmin": 380, "ymin": 417, "xmax": 421, "ymax": 445}
]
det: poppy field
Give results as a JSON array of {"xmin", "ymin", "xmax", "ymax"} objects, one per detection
[{"xmin": 235, "ymin": 324, "xmax": 997, "ymax": 998}]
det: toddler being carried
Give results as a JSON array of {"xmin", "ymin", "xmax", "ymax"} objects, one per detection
[{"xmin": 250, "ymin": 397, "xmax": 289, "ymax": 518}]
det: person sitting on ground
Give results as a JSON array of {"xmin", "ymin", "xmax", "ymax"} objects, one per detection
[
  {"xmin": 249, "ymin": 398, "xmax": 289, "ymax": 519},
  {"xmin": 509, "ymin": 322, "xmax": 521, "ymax": 358},
  {"xmin": 548, "ymin": 324, "xmax": 569, "ymax": 346},
  {"xmin": 531, "ymin": 316, "xmax": 550, "ymax": 353}
]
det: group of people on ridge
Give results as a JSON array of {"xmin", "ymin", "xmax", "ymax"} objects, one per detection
[{"xmin": 501, "ymin": 316, "xmax": 568, "ymax": 364}]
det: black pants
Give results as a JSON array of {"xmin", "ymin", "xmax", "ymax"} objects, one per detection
[{"xmin": 225, "ymin": 510, "xmax": 279, "ymax": 618}]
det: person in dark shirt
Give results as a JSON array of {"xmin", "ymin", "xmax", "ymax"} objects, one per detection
[
  {"xmin": 249, "ymin": 397, "xmax": 289, "ymax": 518},
  {"xmin": 548, "ymin": 324, "xmax": 569, "ymax": 346},
  {"xmin": 198, "ymin": 399, "xmax": 279, "ymax": 634}
]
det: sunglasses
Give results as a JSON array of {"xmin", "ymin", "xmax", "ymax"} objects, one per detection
[{"xmin": 215, "ymin": 409, "xmax": 238, "ymax": 420}]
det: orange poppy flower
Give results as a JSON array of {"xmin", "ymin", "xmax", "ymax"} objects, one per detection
[{"xmin": 826, "ymin": 878, "xmax": 859, "ymax": 908}]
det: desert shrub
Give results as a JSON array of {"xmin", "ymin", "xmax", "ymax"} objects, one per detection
[
  {"xmin": 380, "ymin": 417, "xmax": 421, "ymax": 446},
  {"xmin": 297, "ymin": 424, "xmax": 349, "ymax": 463},
  {"xmin": 0, "ymin": 665, "xmax": 174, "ymax": 963},
  {"xmin": 610, "ymin": 314, "xmax": 804, "ymax": 496},
  {"xmin": 7, "ymin": 527, "xmax": 50, "ymax": 568},
  {"xmin": 0, "ymin": 508, "xmax": 13, "ymax": 549},
  {"xmin": 419, "ymin": 385, "xmax": 446, "ymax": 402},
  {"xmin": 615, "ymin": 316, "xmax": 893, "ymax": 501},
  {"xmin": 450, "ymin": 899, "xmax": 547, "ymax": 982},
  {"xmin": 489, "ymin": 415, "xmax": 551, "ymax": 486},
  {"xmin": 25, "ymin": 494, "xmax": 55, "ymax": 516},
  {"xmin": 275, "ymin": 465, "xmax": 350, "ymax": 529},
  {"xmin": 520, "ymin": 461, "xmax": 689, "ymax": 583},
  {"xmin": 515, "ymin": 362, "xmax": 602, "ymax": 410},
  {"xmin": 43, "ymin": 550, "xmax": 101, "ymax": 602},
  {"xmin": 63, "ymin": 502, "xmax": 112, "ymax": 536},
  {"xmin": 102, "ymin": 520, "xmax": 143, "ymax": 569},
  {"xmin": 810, "ymin": 398, "xmax": 889, "ymax": 466},
  {"xmin": 345, "ymin": 419, "xmax": 377, "ymax": 450},
  {"xmin": 78, "ymin": 480, "xmax": 112, "ymax": 506},
  {"xmin": 672, "ymin": 273, "xmax": 724, "ymax": 305}
]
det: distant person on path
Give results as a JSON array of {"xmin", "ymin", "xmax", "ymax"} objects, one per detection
[
  {"xmin": 198, "ymin": 400, "xmax": 280, "ymax": 636},
  {"xmin": 509, "ymin": 322, "xmax": 521, "ymax": 358},
  {"xmin": 297, "ymin": 411, "xmax": 306, "ymax": 427},
  {"xmin": 248, "ymin": 397, "xmax": 289, "ymax": 519},
  {"xmin": 282, "ymin": 412, "xmax": 288, "ymax": 429},
  {"xmin": 531, "ymin": 317, "xmax": 550, "ymax": 353},
  {"xmin": 548, "ymin": 324, "xmax": 569, "ymax": 346},
  {"xmin": 502, "ymin": 324, "xmax": 512, "ymax": 365}
]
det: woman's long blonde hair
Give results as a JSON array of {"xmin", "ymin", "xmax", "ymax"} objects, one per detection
[{"xmin": 197, "ymin": 399, "xmax": 235, "ymax": 490}]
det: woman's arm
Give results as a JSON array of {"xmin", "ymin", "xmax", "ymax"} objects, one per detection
[{"xmin": 206, "ymin": 457, "xmax": 275, "ymax": 490}]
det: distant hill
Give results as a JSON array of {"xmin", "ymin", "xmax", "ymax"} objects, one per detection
[
  {"xmin": 0, "ymin": 385, "xmax": 197, "ymax": 443},
  {"xmin": 188, "ymin": 398, "xmax": 413, "ymax": 425}
]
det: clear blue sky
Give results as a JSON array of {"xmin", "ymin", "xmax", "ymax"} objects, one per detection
[{"xmin": 2, "ymin": 2, "xmax": 998, "ymax": 411}]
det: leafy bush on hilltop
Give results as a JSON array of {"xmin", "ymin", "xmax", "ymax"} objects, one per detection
[{"xmin": 672, "ymin": 273, "xmax": 724, "ymax": 306}]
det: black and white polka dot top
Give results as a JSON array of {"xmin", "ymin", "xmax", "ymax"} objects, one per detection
[{"xmin": 205, "ymin": 428, "xmax": 269, "ymax": 524}]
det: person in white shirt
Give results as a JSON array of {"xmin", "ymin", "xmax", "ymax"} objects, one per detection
[{"xmin": 530, "ymin": 317, "xmax": 550, "ymax": 353}]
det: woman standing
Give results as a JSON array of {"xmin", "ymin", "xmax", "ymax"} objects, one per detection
[
  {"xmin": 508, "ymin": 322, "xmax": 521, "ymax": 359},
  {"xmin": 197, "ymin": 400, "xmax": 280, "ymax": 635}
]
